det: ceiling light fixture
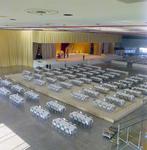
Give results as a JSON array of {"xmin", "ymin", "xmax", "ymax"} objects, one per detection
[
  {"xmin": 10, "ymin": 19, "xmax": 16, "ymax": 20},
  {"xmin": 25, "ymin": 9, "xmax": 59, "ymax": 16},
  {"xmin": 63, "ymin": 14, "xmax": 73, "ymax": 16}
]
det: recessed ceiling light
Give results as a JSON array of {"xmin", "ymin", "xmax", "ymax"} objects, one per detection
[
  {"xmin": 63, "ymin": 14, "xmax": 73, "ymax": 16},
  {"xmin": 10, "ymin": 19, "xmax": 16, "ymax": 20}
]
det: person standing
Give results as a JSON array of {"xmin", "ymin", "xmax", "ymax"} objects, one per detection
[
  {"xmin": 83, "ymin": 55, "xmax": 85, "ymax": 60},
  {"xmin": 65, "ymin": 61, "xmax": 67, "ymax": 67},
  {"xmin": 46, "ymin": 64, "xmax": 48, "ymax": 68},
  {"xmin": 67, "ymin": 49, "xmax": 69, "ymax": 58},
  {"xmin": 57, "ymin": 53, "xmax": 60, "ymax": 59},
  {"xmin": 49, "ymin": 64, "xmax": 51, "ymax": 69},
  {"xmin": 36, "ymin": 50, "xmax": 43, "ymax": 59}
]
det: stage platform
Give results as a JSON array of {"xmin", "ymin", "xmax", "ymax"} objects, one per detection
[
  {"xmin": 111, "ymin": 60, "xmax": 127, "ymax": 67},
  {"xmin": 33, "ymin": 54, "xmax": 122, "ymax": 68},
  {"xmin": 5, "ymin": 72, "xmax": 145, "ymax": 123},
  {"xmin": 132, "ymin": 63, "xmax": 147, "ymax": 69}
]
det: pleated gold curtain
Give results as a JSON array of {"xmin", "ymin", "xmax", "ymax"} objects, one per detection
[
  {"xmin": 42, "ymin": 43, "xmax": 52, "ymax": 59},
  {"xmin": 33, "ymin": 43, "xmax": 38, "ymax": 60},
  {"xmin": 0, "ymin": 30, "xmax": 33, "ymax": 67},
  {"xmin": 104, "ymin": 43, "xmax": 110, "ymax": 54},
  {"xmin": 51, "ymin": 43, "xmax": 56, "ymax": 58},
  {"xmin": 0, "ymin": 30, "xmax": 122, "ymax": 67},
  {"xmin": 32, "ymin": 31, "xmax": 122, "ymax": 43}
]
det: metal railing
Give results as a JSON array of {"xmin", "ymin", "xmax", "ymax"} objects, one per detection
[{"xmin": 117, "ymin": 106, "xmax": 147, "ymax": 150}]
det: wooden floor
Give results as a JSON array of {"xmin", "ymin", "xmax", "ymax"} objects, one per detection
[
  {"xmin": 57, "ymin": 53, "xmax": 115, "ymax": 62},
  {"xmin": 5, "ymin": 72, "xmax": 144, "ymax": 123}
]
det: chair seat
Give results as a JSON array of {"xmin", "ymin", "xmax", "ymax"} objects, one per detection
[
  {"xmin": 128, "ymin": 97, "xmax": 131, "ymax": 100},
  {"xmin": 53, "ymin": 123, "xmax": 56, "ymax": 126},
  {"xmin": 82, "ymin": 121, "xmax": 85, "ymax": 124}
]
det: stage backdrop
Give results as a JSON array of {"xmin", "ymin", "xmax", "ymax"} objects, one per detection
[{"xmin": 0, "ymin": 30, "xmax": 122, "ymax": 67}]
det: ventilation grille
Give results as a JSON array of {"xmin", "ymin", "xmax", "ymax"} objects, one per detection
[{"xmin": 118, "ymin": 0, "xmax": 146, "ymax": 3}]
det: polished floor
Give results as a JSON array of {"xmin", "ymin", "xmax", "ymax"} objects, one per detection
[
  {"xmin": 56, "ymin": 53, "xmax": 118, "ymax": 62},
  {"xmin": 0, "ymin": 63, "xmax": 147, "ymax": 150},
  {"xmin": 5, "ymin": 67, "xmax": 144, "ymax": 123}
]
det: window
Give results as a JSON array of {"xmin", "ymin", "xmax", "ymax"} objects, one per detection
[
  {"xmin": 139, "ymin": 47, "xmax": 147, "ymax": 54},
  {"xmin": 124, "ymin": 47, "xmax": 136, "ymax": 54}
]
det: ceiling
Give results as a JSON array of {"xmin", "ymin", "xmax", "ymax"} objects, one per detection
[{"xmin": 0, "ymin": 0, "xmax": 147, "ymax": 35}]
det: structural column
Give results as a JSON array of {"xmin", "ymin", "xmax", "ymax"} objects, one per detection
[
  {"xmin": 51, "ymin": 43, "xmax": 56, "ymax": 58},
  {"xmin": 94, "ymin": 43, "xmax": 103, "ymax": 55},
  {"xmin": 135, "ymin": 47, "xmax": 139, "ymax": 54},
  {"xmin": 109, "ymin": 43, "xmax": 115, "ymax": 54},
  {"xmin": 56, "ymin": 43, "xmax": 61, "ymax": 54},
  {"xmin": 104, "ymin": 43, "xmax": 109, "ymax": 54}
]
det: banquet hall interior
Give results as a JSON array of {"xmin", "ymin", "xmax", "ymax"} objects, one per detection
[{"xmin": 0, "ymin": 0, "xmax": 147, "ymax": 150}]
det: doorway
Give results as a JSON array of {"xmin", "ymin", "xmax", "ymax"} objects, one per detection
[{"xmin": 90, "ymin": 43, "xmax": 94, "ymax": 54}]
